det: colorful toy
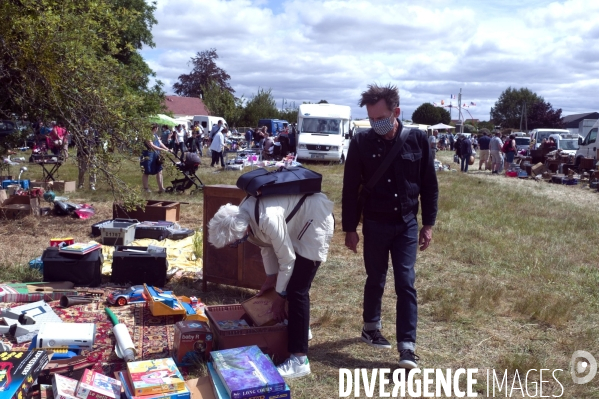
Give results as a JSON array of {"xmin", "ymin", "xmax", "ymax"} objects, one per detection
[
  {"xmin": 142, "ymin": 285, "xmax": 207, "ymax": 322},
  {"xmin": 107, "ymin": 285, "xmax": 147, "ymax": 306}
]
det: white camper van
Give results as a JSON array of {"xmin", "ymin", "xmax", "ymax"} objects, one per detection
[
  {"xmin": 297, "ymin": 104, "xmax": 351, "ymax": 163},
  {"xmin": 192, "ymin": 115, "xmax": 228, "ymax": 134},
  {"xmin": 530, "ymin": 128, "xmax": 570, "ymax": 149},
  {"xmin": 575, "ymin": 119, "xmax": 599, "ymax": 160}
]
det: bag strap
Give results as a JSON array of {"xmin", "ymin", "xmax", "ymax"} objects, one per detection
[
  {"xmin": 253, "ymin": 193, "xmax": 312, "ymax": 224},
  {"xmin": 363, "ymin": 126, "xmax": 411, "ymax": 193}
]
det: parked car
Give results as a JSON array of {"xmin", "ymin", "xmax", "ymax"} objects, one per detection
[
  {"xmin": 0, "ymin": 120, "xmax": 16, "ymax": 137},
  {"xmin": 515, "ymin": 136, "xmax": 531, "ymax": 151}
]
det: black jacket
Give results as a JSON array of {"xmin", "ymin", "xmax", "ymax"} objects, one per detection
[{"xmin": 341, "ymin": 121, "xmax": 439, "ymax": 232}]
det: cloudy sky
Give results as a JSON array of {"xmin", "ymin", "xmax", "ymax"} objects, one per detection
[{"xmin": 141, "ymin": 0, "xmax": 599, "ymax": 121}]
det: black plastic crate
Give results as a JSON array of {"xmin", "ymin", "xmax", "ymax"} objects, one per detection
[{"xmin": 110, "ymin": 246, "xmax": 168, "ymax": 287}]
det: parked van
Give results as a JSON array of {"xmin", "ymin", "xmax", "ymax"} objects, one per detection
[
  {"xmin": 547, "ymin": 133, "xmax": 579, "ymax": 156},
  {"xmin": 258, "ymin": 119, "xmax": 289, "ymax": 135},
  {"xmin": 192, "ymin": 115, "xmax": 228, "ymax": 133},
  {"xmin": 351, "ymin": 119, "xmax": 371, "ymax": 135},
  {"xmin": 297, "ymin": 103, "xmax": 351, "ymax": 163},
  {"xmin": 530, "ymin": 128, "xmax": 570, "ymax": 149},
  {"xmin": 575, "ymin": 119, "xmax": 599, "ymax": 160}
]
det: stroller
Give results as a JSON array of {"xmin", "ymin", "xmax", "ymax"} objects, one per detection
[{"xmin": 164, "ymin": 152, "xmax": 204, "ymax": 194}]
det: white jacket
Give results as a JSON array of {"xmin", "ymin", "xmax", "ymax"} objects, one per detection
[
  {"xmin": 209, "ymin": 132, "xmax": 225, "ymax": 152},
  {"xmin": 239, "ymin": 193, "xmax": 335, "ymax": 293}
]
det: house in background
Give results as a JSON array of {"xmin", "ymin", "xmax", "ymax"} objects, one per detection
[
  {"xmin": 562, "ymin": 112, "xmax": 599, "ymax": 136},
  {"xmin": 162, "ymin": 96, "xmax": 210, "ymax": 121}
]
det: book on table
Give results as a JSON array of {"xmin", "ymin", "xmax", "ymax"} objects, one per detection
[
  {"xmin": 59, "ymin": 242, "xmax": 102, "ymax": 255},
  {"xmin": 211, "ymin": 346, "xmax": 285, "ymax": 399}
]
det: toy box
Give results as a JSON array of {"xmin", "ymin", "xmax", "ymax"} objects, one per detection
[
  {"xmin": 116, "ymin": 371, "xmax": 190, "ymax": 399},
  {"xmin": 100, "ymin": 220, "xmax": 138, "ymax": 246},
  {"xmin": 210, "ymin": 346, "xmax": 285, "ymax": 399},
  {"xmin": 53, "ymin": 374, "xmax": 78, "ymax": 399},
  {"xmin": 207, "ymin": 362, "xmax": 290, "ymax": 399},
  {"xmin": 126, "ymin": 358, "xmax": 185, "ymax": 397},
  {"xmin": 75, "ymin": 369, "xmax": 121, "ymax": 399},
  {"xmin": 173, "ymin": 321, "xmax": 213, "ymax": 365},
  {"xmin": 0, "ymin": 350, "xmax": 49, "ymax": 399}
]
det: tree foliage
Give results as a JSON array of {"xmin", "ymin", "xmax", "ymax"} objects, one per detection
[
  {"xmin": 491, "ymin": 87, "xmax": 542, "ymax": 129},
  {"xmin": 527, "ymin": 101, "xmax": 564, "ymax": 130},
  {"xmin": 438, "ymin": 107, "xmax": 451, "ymax": 124},
  {"xmin": 412, "ymin": 103, "xmax": 446, "ymax": 125},
  {"xmin": 240, "ymin": 89, "xmax": 279, "ymax": 127},
  {"xmin": 201, "ymin": 80, "xmax": 244, "ymax": 127},
  {"xmin": 0, "ymin": 0, "xmax": 164, "ymax": 205},
  {"xmin": 173, "ymin": 49, "xmax": 233, "ymax": 98}
]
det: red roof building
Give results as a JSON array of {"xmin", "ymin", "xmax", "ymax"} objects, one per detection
[{"xmin": 163, "ymin": 96, "xmax": 210, "ymax": 118}]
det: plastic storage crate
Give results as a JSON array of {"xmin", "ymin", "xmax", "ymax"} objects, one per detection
[
  {"xmin": 205, "ymin": 304, "xmax": 289, "ymax": 363},
  {"xmin": 100, "ymin": 220, "xmax": 138, "ymax": 246}
]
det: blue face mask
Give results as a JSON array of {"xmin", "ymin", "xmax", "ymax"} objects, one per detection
[{"xmin": 369, "ymin": 115, "xmax": 395, "ymax": 135}]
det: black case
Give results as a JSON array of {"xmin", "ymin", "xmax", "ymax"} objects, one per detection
[
  {"xmin": 41, "ymin": 247, "xmax": 103, "ymax": 287},
  {"xmin": 111, "ymin": 246, "xmax": 168, "ymax": 287},
  {"xmin": 135, "ymin": 221, "xmax": 175, "ymax": 240}
]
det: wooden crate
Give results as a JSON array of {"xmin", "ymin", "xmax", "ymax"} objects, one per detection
[
  {"xmin": 202, "ymin": 185, "xmax": 265, "ymax": 291},
  {"xmin": 113, "ymin": 200, "xmax": 181, "ymax": 222}
]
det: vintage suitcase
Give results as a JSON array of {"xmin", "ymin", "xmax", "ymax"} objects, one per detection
[
  {"xmin": 135, "ymin": 221, "xmax": 175, "ymax": 240},
  {"xmin": 111, "ymin": 246, "xmax": 168, "ymax": 287},
  {"xmin": 41, "ymin": 247, "xmax": 103, "ymax": 287}
]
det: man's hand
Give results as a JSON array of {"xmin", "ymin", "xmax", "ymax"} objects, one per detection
[
  {"xmin": 257, "ymin": 274, "xmax": 277, "ymax": 296},
  {"xmin": 419, "ymin": 225, "xmax": 433, "ymax": 251},
  {"xmin": 271, "ymin": 294, "xmax": 287, "ymax": 323},
  {"xmin": 345, "ymin": 232, "xmax": 359, "ymax": 253}
]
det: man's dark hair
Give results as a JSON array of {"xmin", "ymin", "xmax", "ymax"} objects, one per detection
[{"xmin": 359, "ymin": 83, "xmax": 400, "ymax": 110}]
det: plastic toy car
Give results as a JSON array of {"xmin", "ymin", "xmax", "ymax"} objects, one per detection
[{"xmin": 107, "ymin": 285, "xmax": 147, "ymax": 306}]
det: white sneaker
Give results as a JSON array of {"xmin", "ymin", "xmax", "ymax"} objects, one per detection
[
  {"xmin": 308, "ymin": 327, "xmax": 313, "ymax": 341},
  {"xmin": 90, "ymin": 185, "xmax": 96, "ymax": 191},
  {"xmin": 276, "ymin": 355, "xmax": 310, "ymax": 379}
]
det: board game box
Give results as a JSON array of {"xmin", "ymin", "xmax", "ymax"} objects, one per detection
[
  {"xmin": 75, "ymin": 369, "xmax": 121, "ymax": 399},
  {"xmin": 52, "ymin": 374, "xmax": 78, "ymax": 399},
  {"xmin": 207, "ymin": 362, "xmax": 290, "ymax": 399},
  {"xmin": 126, "ymin": 358, "xmax": 185, "ymax": 396},
  {"xmin": 211, "ymin": 346, "xmax": 285, "ymax": 399},
  {"xmin": 0, "ymin": 350, "xmax": 49, "ymax": 399},
  {"xmin": 116, "ymin": 371, "xmax": 190, "ymax": 399}
]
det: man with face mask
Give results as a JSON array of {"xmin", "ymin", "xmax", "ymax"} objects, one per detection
[{"xmin": 341, "ymin": 83, "xmax": 438, "ymax": 370}]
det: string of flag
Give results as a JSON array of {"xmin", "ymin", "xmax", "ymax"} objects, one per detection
[{"xmin": 432, "ymin": 97, "xmax": 476, "ymax": 107}]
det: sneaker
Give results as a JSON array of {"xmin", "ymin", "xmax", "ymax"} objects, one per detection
[
  {"xmin": 276, "ymin": 355, "xmax": 310, "ymax": 379},
  {"xmin": 308, "ymin": 327, "xmax": 313, "ymax": 341},
  {"xmin": 78, "ymin": 184, "xmax": 84, "ymax": 189},
  {"xmin": 90, "ymin": 185, "xmax": 96, "ymax": 191},
  {"xmin": 398, "ymin": 349, "xmax": 419, "ymax": 369},
  {"xmin": 361, "ymin": 328, "xmax": 391, "ymax": 349},
  {"xmin": 143, "ymin": 188, "xmax": 152, "ymax": 193}
]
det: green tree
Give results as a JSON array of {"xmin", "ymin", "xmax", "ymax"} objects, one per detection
[
  {"xmin": 438, "ymin": 107, "xmax": 451, "ymax": 124},
  {"xmin": 0, "ymin": 0, "xmax": 164, "ymax": 205},
  {"xmin": 201, "ymin": 80, "xmax": 244, "ymax": 127},
  {"xmin": 491, "ymin": 87, "xmax": 542, "ymax": 129},
  {"xmin": 279, "ymin": 107, "xmax": 299, "ymax": 124},
  {"xmin": 527, "ymin": 101, "xmax": 563, "ymax": 130},
  {"xmin": 412, "ymin": 103, "xmax": 443, "ymax": 125},
  {"xmin": 317, "ymin": 100, "xmax": 328, "ymax": 104},
  {"xmin": 478, "ymin": 120, "xmax": 496, "ymax": 131},
  {"xmin": 173, "ymin": 49, "xmax": 233, "ymax": 98},
  {"xmin": 240, "ymin": 88, "xmax": 279, "ymax": 127}
]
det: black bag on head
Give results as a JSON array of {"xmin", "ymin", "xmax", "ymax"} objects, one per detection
[{"xmin": 236, "ymin": 166, "xmax": 322, "ymax": 197}]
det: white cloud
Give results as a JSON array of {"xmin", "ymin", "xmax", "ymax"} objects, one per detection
[{"xmin": 142, "ymin": 0, "xmax": 599, "ymax": 120}]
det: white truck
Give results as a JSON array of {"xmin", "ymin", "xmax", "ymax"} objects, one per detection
[
  {"xmin": 548, "ymin": 133, "xmax": 579, "ymax": 156},
  {"xmin": 296, "ymin": 103, "xmax": 351, "ymax": 163},
  {"xmin": 530, "ymin": 128, "xmax": 570, "ymax": 149},
  {"xmin": 575, "ymin": 119, "xmax": 599, "ymax": 161}
]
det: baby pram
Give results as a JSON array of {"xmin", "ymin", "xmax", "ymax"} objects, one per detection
[{"xmin": 164, "ymin": 152, "xmax": 204, "ymax": 194}]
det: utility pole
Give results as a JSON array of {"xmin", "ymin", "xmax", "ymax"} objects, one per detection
[{"xmin": 458, "ymin": 88, "xmax": 463, "ymax": 134}]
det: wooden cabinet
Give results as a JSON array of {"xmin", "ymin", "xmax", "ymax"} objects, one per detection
[{"xmin": 202, "ymin": 185, "xmax": 265, "ymax": 291}]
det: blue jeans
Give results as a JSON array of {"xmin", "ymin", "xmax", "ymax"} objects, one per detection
[
  {"xmin": 362, "ymin": 217, "xmax": 418, "ymax": 351},
  {"xmin": 460, "ymin": 155, "xmax": 470, "ymax": 172}
]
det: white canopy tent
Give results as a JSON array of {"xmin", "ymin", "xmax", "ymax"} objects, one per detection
[{"xmin": 427, "ymin": 123, "xmax": 455, "ymax": 130}]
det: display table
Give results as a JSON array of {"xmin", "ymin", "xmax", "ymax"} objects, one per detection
[
  {"xmin": 31, "ymin": 154, "xmax": 64, "ymax": 182},
  {"xmin": 202, "ymin": 185, "xmax": 266, "ymax": 291}
]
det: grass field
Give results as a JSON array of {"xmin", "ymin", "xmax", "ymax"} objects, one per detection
[{"xmin": 1, "ymin": 148, "xmax": 598, "ymax": 398}]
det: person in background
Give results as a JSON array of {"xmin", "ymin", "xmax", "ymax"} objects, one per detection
[
  {"xmin": 502, "ymin": 134, "xmax": 517, "ymax": 171},
  {"xmin": 173, "ymin": 124, "xmax": 187, "ymax": 158},
  {"xmin": 210, "ymin": 120, "xmax": 224, "ymax": 140},
  {"xmin": 448, "ymin": 132, "xmax": 455, "ymax": 151},
  {"xmin": 141, "ymin": 124, "xmax": 171, "ymax": 193},
  {"xmin": 77, "ymin": 123, "xmax": 98, "ymax": 191},
  {"xmin": 489, "ymin": 131, "xmax": 504, "ymax": 175},
  {"xmin": 207, "ymin": 192, "xmax": 335, "ymax": 379},
  {"xmin": 48, "ymin": 121, "xmax": 65, "ymax": 156},
  {"xmin": 460, "ymin": 135, "xmax": 473, "ymax": 173},
  {"xmin": 428, "ymin": 130, "xmax": 438, "ymax": 153},
  {"xmin": 342, "ymin": 83, "xmax": 438, "ymax": 370},
  {"xmin": 477, "ymin": 131, "xmax": 491, "ymax": 171},
  {"xmin": 278, "ymin": 125, "xmax": 290, "ymax": 157},
  {"xmin": 186, "ymin": 128, "xmax": 202, "ymax": 155},
  {"xmin": 209, "ymin": 126, "xmax": 225, "ymax": 168},
  {"xmin": 161, "ymin": 125, "xmax": 172, "ymax": 149},
  {"xmin": 245, "ymin": 127, "xmax": 254, "ymax": 149},
  {"xmin": 289, "ymin": 122, "xmax": 298, "ymax": 155}
]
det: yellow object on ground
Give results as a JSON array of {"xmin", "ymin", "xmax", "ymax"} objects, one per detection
[{"xmin": 100, "ymin": 234, "xmax": 202, "ymax": 275}]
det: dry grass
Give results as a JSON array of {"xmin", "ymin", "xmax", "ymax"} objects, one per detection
[{"xmin": 1, "ymin": 150, "xmax": 599, "ymax": 397}]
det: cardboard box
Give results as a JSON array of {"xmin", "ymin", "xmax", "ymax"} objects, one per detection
[
  {"xmin": 0, "ymin": 195, "xmax": 40, "ymax": 219},
  {"xmin": 53, "ymin": 180, "xmax": 77, "ymax": 193},
  {"xmin": 30, "ymin": 180, "xmax": 54, "ymax": 190},
  {"xmin": 173, "ymin": 320, "xmax": 213, "ymax": 365},
  {"xmin": 113, "ymin": 200, "xmax": 181, "ymax": 222},
  {"xmin": 0, "ymin": 351, "xmax": 50, "ymax": 399},
  {"xmin": 75, "ymin": 369, "xmax": 121, "ymax": 399},
  {"xmin": 531, "ymin": 162, "xmax": 546, "ymax": 176},
  {"xmin": 185, "ymin": 377, "xmax": 215, "ymax": 399},
  {"xmin": 241, "ymin": 289, "xmax": 288, "ymax": 327},
  {"xmin": 53, "ymin": 374, "xmax": 79, "ymax": 399},
  {"xmin": 205, "ymin": 304, "xmax": 289, "ymax": 364}
]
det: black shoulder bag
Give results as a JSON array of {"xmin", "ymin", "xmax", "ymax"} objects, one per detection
[{"xmin": 356, "ymin": 127, "xmax": 411, "ymax": 222}]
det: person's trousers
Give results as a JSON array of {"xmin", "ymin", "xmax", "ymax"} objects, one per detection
[
  {"xmin": 77, "ymin": 155, "xmax": 97, "ymax": 188},
  {"xmin": 286, "ymin": 253, "xmax": 321, "ymax": 354},
  {"xmin": 211, "ymin": 150, "xmax": 224, "ymax": 167},
  {"xmin": 174, "ymin": 142, "xmax": 186, "ymax": 158},
  {"xmin": 460, "ymin": 155, "xmax": 470, "ymax": 172},
  {"xmin": 362, "ymin": 217, "xmax": 418, "ymax": 351}
]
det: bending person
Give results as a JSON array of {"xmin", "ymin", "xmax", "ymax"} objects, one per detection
[{"xmin": 207, "ymin": 193, "xmax": 335, "ymax": 379}]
